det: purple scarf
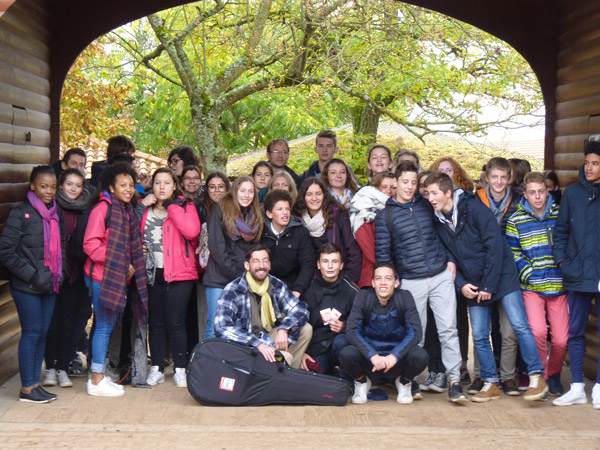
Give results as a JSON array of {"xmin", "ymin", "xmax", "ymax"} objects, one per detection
[
  {"xmin": 27, "ymin": 190, "xmax": 62, "ymax": 293},
  {"xmin": 98, "ymin": 192, "xmax": 148, "ymax": 325},
  {"xmin": 225, "ymin": 209, "xmax": 259, "ymax": 241}
]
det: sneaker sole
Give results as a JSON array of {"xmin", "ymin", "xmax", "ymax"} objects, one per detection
[
  {"xmin": 449, "ymin": 395, "xmax": 469, "ymax": 404},
  {"xmin": 552, "ymin": 398, "xmax": 587, "ymax": 406},
  {"xmin": 503, "ymin": 391, "xmax": 521, "ymax": 396},
  {"xmin": 397, "ymin": 398, "xmax": 413, "ymax": 405},
  {"xmin": 146, "ymin": 379, "xmax": 165, "ymax": 386},
  {"xmin": 429, "ymin": 385, "xmax": 448, "ymax": 393},
  {"xmin": 42, "ymin": 381, "xmax": 57, "ymax": 387},
  {"xmin": 524, "ymin": 386, "xmax": 549, "ymax": 401},
  {"xmin": 467, "ymin": 389, "xmax": 482, "ymax": 395},
  {"xmin": 59, "ymin": 383, "xmax": 73, "ymax": 388},
  {"xmin": 87, "ymin": 390, "xmax": 125, "ymax": 397},
  {"xmin": 19, "ymin": 398, "xmax": 50, "ymax": 404},
  {"xmin": 471, "ymin": 395, "xmax": 500, "ymax": 403}
]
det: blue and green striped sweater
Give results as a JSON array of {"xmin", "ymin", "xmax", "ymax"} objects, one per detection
[{"xmin": 505, "ymin": 196, "xmax": 563, "ymax": 297}]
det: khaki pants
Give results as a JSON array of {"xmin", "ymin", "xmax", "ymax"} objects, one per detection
[{"xmin": 268, "ymin": 323, "xmax": 312, "ymax": 369}]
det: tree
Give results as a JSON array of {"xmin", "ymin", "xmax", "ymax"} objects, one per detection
[
  {"xmin": 60, "ymin": 42, "xmax": 137, "ymax": 148},
  {"xmin": 69, "ymin": 0, "xmax": 543, "ymax": 171}
]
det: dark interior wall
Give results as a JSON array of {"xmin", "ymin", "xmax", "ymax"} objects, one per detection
[{"xmin": 0, "ymin": 0, "xmax": 49, "ymax": 385}]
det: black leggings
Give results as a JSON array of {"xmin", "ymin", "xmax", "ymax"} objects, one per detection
[
  {"xmin": 338, "ymin": 344, "xmax": 429, "ymax": 382},
  {"xmin": 44, "ymin": 279, "xmax": 90, "ymax": 371},
  {"xmin": 148, "ymin": 269, "xmax": 193, "ymax": 371}
]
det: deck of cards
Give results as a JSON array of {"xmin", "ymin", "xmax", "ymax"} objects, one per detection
[{"xmin": 320, "ymin": 308, "xmax": 342, "ymax": 325}]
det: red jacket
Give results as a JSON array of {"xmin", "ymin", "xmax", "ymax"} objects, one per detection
[
  {"xmin": 355, "ymin": 221, "xmax": 375, "ymax": 288},
  {"xmin": 83, "ymin": 199, "xmax": 112, "ymax": 283},
  {"xmin": 140, "ymin": 200, "xmax": 201, "ymax": 282}
]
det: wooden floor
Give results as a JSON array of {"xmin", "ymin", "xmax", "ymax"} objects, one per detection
[{"xmin": 1, "ymin": 367, "xmax": 599, "ymax": 449}]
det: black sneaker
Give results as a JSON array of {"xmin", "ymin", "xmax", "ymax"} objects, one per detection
[
  {"xmin": 448, "ymin": 382, "xmax": 469, "ymax": 404},
  {"xmin": 547, "ymin": 373, "xmax": 564, "ymax": 396},
  {"xmin": 467, "ymin": 377, "xmax": 484, "ymax": 395},
  {"xmin": 411, "ymin": 380, "xmax": 423, "ymax": 400},
  {"xmin": 501, "ymin": 379, "xmax": 521, "ymax": 396},
  {"xmin": 35, "ymin": 386, "xmax": 57, "ymax": 401},
  {"xmin": 460, "ymin": 367, "xmax": 471, "ymax": 384},
  {"xmin": 19, "ymin": 388, "xmax": 50, "ymax": 403}
]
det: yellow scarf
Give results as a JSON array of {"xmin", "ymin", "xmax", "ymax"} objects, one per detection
[{"xmin": 246, "ymin": 272, "xmax": 277, "ymax": 332}]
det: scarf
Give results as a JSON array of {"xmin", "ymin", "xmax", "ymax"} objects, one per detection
[
  {"xmin": 98, "ymin": 192, "xmax": 148, "ymax": 326},
  {"xmin": 55, "ymin": 185, "xmax": 93, "ymax": 212},
  {"xmin": 349, "ymin": 186, "xmax": 390, "ymax": 235},
  {"xmin": 486, "ymin": 185, "xmax": 511, "ymax": 226},
  {"xmin": 329, "ymin": 188, "xmax": 352, "ymax": 208},
  {"xmin": 302, "ymin": 209, "xmax": 326, "ymax": 237},
  {"xmin": 225, "ymin": 209, "xmax": 259, "ymax": 241},
  {"xmin": 27, "ymin": 191, "xmax": 62, "ymax": 293},
  {"xmin": 246, "ymin": 272, "xmax": 276, "ymax": 332}
]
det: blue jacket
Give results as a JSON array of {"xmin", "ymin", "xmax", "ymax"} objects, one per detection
[
  {"xmin": 374, "ymin": 195, "xmax": 448, "ymax": 279},
  {"xmin": 553, "ymin": 167, "xmax": 600, "ymax": 292},
  {"xmin": 345, "ymin": 288, "xmax": 422, "ymax": 360},
  {"xmin": 432, "ymin": 190, "xmax": 520, "ymax": 306}
]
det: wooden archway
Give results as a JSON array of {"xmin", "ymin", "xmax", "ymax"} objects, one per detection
[{"xmin": 1, "ymin": 0, "xmax": 599, "ymax": 383}]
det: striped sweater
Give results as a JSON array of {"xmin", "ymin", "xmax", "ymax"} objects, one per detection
[{"xmin": 505, "ymin": 197, "xmax": 563, "ymax": 297}]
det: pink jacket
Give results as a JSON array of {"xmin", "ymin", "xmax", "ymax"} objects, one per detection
[
  {"xmin": 140, "ymin": 199, "xmax": 201, "ymax": 282},
  {"xmin": 83, "ymin": 200, "xmax": 111, "ymax": 283}
]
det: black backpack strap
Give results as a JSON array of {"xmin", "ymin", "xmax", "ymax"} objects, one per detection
[{"xmin": 364, "ymin": 291, "xmax": 376, "ymax": 325}]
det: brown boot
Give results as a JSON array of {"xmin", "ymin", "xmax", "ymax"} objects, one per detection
[
  {"xmin": 524, "ymin": 374, "xmax": 548, "ymax": 401},
  {"xmin": 471, "ymin": 382, "xmax": 500, "ymax": 403}
]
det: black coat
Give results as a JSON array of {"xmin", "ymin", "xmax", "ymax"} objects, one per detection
[
  {"xmin": 261, "ymin": 216, "xmax": 316, "ymax": 294},
  {"xmin": 374, "ymin": 195, "xmax": 448, "ymax": 280},
  {"xmin": 432, "ymin": 190, "xmax": 520, "ymax": 306},
  {"xmin": 302, "ymin": 274, "xmax": 358, "ymax": 356},
  {"xmin": 0, "ymin": 199, "xmax": 66, "ymax": 295},
  {"xmin": 322, "ymin": 207, "xmax": 362, "ymax": 284},
  {"xmin": 553, "ymin": 167, "xmax": 600, "ymax": 292}
]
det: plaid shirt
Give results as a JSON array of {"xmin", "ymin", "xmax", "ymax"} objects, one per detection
[{"xmin": 214, "ymin": 273, "xmax": 309, "ymax": 348}]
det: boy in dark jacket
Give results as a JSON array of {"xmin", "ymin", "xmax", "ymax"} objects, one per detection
[
  {"xmin": 425, "ymin": 172, "xmax": 548, "ymax": 403},
  {"xmin": 340, "ymin": 262, "xmax": 430, "ymax": 405},
  {"xmin": 375, "ymin": 161, "xmax": 466, "ymax": 402},
  {"xmin": 476, "ymin": 157, "xmax": 522, "ymax": 396},
  {"xmin": 552, "ymin": 140, "xmax": 600, "ymax": 408},
  {"xmin": 300, "ymin": 243, "xmax": 358, "ymax": 375},
  {"xmin": 261, "ymin": 190, "xmax": 315, "ymax": 297}
]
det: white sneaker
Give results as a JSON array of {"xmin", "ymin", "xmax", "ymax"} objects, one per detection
[
  {"xmin": 552, "ymin": 383, "xmax": 587, "ymax": 406},
  {"xmin": 56, "ymin": 370, "xmax": 73, "ymax": 388},
  {"xmin": 592, "ymin": 383, "xmax": 600, "ymax": 410},
  {"xmin": 395, "ymin": 377, "xmax": 413, "ymax": 404},
  {"xmin": 105, "ymin": 376, "xmax": 124, "ymax": 391},
  {"xmin": 146, "ymin": 366, "xmax": 165, "ymax": 386},
  {"xmin": 351, "ymin": 378, "xmax": 372, "ymax": 404},
  {"xmin": 87, "ymin": 377, "xmax": 125, "ymax": 397},
  {"xmin": 174, "ymin": 368, "xmax": 187, "ymax": 388},
  {"xmin": 42, "ymin": 368, "xmax": 57, "ymax": 387}
]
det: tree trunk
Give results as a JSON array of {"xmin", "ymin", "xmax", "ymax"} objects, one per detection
[
  {"xmin": 351, "ymin": 102, "xmax": 380, "ymax": 149},
  {"xmin": 190, "ymin": 106, "xmax": 228, "ymax": 173}
]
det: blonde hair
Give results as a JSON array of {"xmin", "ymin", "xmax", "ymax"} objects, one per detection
[{"xmin": 268, "ymin": 170, "xmax": 298, "ymax": 205}]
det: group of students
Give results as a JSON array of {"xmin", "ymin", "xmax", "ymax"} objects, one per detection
[{"xmin": 1, "ymin": 130, "xmax": 600, "ymax": 410}]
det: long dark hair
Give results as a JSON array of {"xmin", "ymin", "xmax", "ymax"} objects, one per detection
[
  {"xmin": 293, "ymin": 177, "xmax": 339, "ymax": 229},
  {"xmin": 151, "ymin": 167, "xmax": 184, "ymax": 200},
  {"xmin": 203, "ymin": 171, "xmax": 230, "ymax": 215}
]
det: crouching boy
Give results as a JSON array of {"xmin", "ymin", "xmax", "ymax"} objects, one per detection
[{"xmin": 340, "ymin": 262, "xmax": 430, "ymax": 405}]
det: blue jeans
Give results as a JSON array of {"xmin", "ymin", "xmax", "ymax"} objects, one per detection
[
  {"xmin": 11, "ymin": 289, "xmax": 55, "ymax": 388},
  {"xmin": 469, "ymin": 290, "xmax": 543, "ymax": 383},
  {"xmin": 85, "ymin": 276, "xmax": 116, "ymax": 374},
  {"xmin": 204, "ymin": 287, "xmax": 223, "ymax": 339},
  {"xmin": 567, "ymin": 291, "xmax": 600, "ymax": 383}
]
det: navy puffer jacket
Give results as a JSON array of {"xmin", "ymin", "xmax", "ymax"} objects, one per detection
[
  {"xmin": 374, "ymin": 195, "xmax": 447, "ymax": 279},
  {"xmin": 553, "ymin": 166, "xmax": 600, "ymax": 293}
]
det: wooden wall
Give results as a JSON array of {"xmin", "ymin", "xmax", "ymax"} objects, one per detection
[
  {"xmin": 0, "ymin": 0, "xmax": 49, "ymax": 386},
  {"xmin": 555, "ymin": 0, "xmax": 600, "ymax": 381}
]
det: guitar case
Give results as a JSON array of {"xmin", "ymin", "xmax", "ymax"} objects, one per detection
[{"xmin": 187, "ymin": 338, "xmax": 350, "ymax": 406}]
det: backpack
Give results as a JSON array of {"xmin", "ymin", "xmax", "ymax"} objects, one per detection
[
  {"xmin": 70, "ymin": 199, "xmax": 112, "ymax": 265},
  {"xmin": 363, "ymin": 289, "xmax": 404, "ymax": 325}
]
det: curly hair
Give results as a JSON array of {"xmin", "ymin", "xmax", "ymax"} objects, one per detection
[
  {"xmin": 320, "ymin": 158, "xmax": 358, "ymax": 194},
  {"xmin": 220, "ymin": 176, "xmax": 263, "ymax": 242},
  {"xmin": 429, "ymin": 156, "xmax": 474, "ymax": 192},
  {"xmin": 293, "ymin": 177, "xmax": 339, "ymax": 229}
]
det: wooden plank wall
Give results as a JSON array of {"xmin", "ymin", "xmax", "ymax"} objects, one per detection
[
  {"xmin": 0, "ymin": 0, "xmax": 49, "ymax": 386},
  {"xmin": 556, "ymin": 0, "xmax": 600, "ymax": 380}
]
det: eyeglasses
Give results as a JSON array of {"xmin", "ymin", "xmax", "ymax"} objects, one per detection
[
  {"xmin": 168, "ymin": 158, "xmax": 182, "ymax": 167},
  {"xmin": 269, "ymin": 150, "xmax": 289, "ymax": 155},
  {"xmin": 208, "ymin": 184, "xmax": 227, "ymax": 192},
  {"xmin": 183, "ymin": 177, "xmax": 201, "ymax": 182}
]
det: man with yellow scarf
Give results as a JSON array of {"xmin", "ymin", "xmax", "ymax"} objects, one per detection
[{"xmin": 214, "ymin": 244, "xmax": 312, "ymax": 368}]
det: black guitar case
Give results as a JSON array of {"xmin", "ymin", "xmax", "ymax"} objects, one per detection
[{"xmin": 187, "ymin": 338, "xmax": 351, "ymax": 406}]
